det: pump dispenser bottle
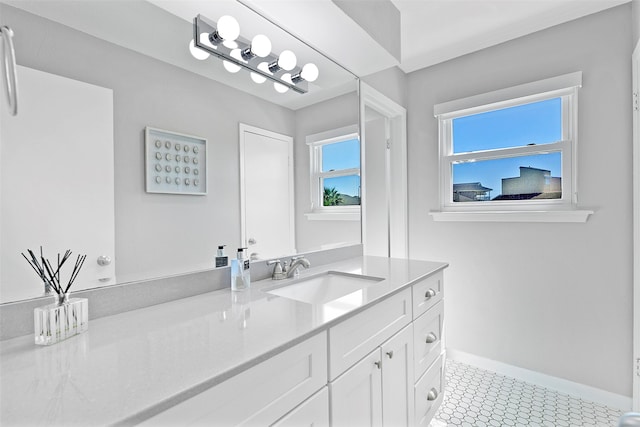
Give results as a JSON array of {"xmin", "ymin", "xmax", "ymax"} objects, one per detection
[
  {"xmin": 231, "ymin": 247, "xmax": 250, "ymax": 291},
  {"xmin": 215, "ymin": 245, "xmax": 228, "ymax": 268}
]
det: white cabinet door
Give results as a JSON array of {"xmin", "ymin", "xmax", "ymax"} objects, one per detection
[
  {"xmin": 330, "ymin": 348, "xmax": 383, "ymax": 427},
  {"xmin": 381, "ymin": 324, "xmax": 415, "ymax": 427},
  {"xmin": 272, "ymin": 387, "xmax": 329, "ymax": 427}
]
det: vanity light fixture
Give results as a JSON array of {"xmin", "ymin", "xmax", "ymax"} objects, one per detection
[{"xmin": 190, "ymin": 14, "xmax": 318, "ymax": 94}]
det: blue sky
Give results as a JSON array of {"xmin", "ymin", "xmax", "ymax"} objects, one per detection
[
  {"xmin": 322, "ymin": 138, "xmax": 360, "ymax": 198},
  {"xmin": 452, "ymin": 98, "xmax": 562, "ymax": 197}
]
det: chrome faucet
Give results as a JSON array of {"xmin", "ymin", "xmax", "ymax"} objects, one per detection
[
  {"xmin": 267, "ymin": 256, "xmax": 311, "ymax": 280},
  {"xmin": 286, "ymin": 256, "xmax": 310, "ymax": 278}
]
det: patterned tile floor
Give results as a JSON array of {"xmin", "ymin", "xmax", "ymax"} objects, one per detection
[{"xmin": 431, "ymin": 360, "xmax": 625, "ymax": 427}]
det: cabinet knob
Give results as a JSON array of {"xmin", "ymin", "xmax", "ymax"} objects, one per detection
[
  {"xmin": 427, "ymin": 388, "xmax": 438, "ymax": 401},
  {"xmin": 426, "ymin": 332, "xmax": 437, "ymax": 344},
  {"xmin": 386, "ymin": 350, "xmax": 394, "ymax": 359},
  {"xmin": 425, "ymin": 288, "xmax": 436, "ymax": 299},
  {"xmin": 374, "ymin": 361, "xmax": 382, "ymax": 369}
]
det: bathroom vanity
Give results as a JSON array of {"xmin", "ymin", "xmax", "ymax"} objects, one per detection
[{"xmin": 0, "ymin": 256, "xmax": 447, "ymax": 426}]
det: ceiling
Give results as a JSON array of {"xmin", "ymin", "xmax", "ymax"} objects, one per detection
[
  {"xmin": 243, "ymin": 0, "xmax": 629, "ymax": 76},
  {"xmin": 391, "ymin": 0, "xmax": 629, "ymax": 73},
  {"xmin": 4, "ymin": 0, "xmax": 630, "ymax": 105}
]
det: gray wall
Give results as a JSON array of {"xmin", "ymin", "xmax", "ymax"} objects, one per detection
[
  {"xmin": 294, "ymin": 92, "xmax": 361, "ymax": 253},
  {"xmin": 362, "ymin": 66, "xmax": 409, "ymax": 108},
  {"xmin": 1, "ymin": 5, "xmax": 296, "ymax": 285},
  {"xmin": 407, "ymin": 4, "xmax": 633, "ymax": 396},
  {"xmin": 633, "ymin": 0, "xmax": 640, "ymax": 47},
  {"xmin": 332, "ymin": 0, "xmax": 401, "ymax": 62}
]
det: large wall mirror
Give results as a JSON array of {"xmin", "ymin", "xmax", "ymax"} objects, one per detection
[{"xmin": 0, "ymin": 0, "xmax": 360, "ymax": 303}]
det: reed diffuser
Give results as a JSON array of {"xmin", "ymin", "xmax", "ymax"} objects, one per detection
[{"xmin": 22, "ymin": 247, "xmax": 89, "ymax": 345}]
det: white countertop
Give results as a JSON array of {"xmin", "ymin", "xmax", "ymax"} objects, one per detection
[{"xmin": 0, "ymin": 256, "xmax": 447, "ymax": 426}]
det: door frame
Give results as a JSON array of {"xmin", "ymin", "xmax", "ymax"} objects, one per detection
[
  {"xmin": 359, "ymin": 82, "xmax": 408, "ymax": 258},
  {"xmin": 633, "ymin": 39, "xmax": 640, "ymax": 412},
  {"xmin": 238, "ymin": 123, "xmax": 295, "ymax": 255}
]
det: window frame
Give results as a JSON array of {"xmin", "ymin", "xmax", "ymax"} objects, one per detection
[
  {"xmin": 306, "ymin": 124, "xmax": 360, "ymax": 220},
  {"xmin": 435, "ymin": 73, "xmax": 583, "ymax": 215}
]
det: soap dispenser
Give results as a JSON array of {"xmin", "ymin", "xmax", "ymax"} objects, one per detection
[
  {"xmin": 215, "ymin": 245, "xmax": 228, "ymax": 268},
  {"xmin": 231, "ymin": 247, "xmax": 250, "ymax": 291}
]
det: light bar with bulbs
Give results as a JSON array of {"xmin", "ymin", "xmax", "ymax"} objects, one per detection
[{"xmin": 190, "ymin": 14, "xmax": 319, "ymax": 94}]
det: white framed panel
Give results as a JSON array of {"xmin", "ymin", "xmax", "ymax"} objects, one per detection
[{"xmin": 145, "ymin": 127, "xmax": 207, "ymax": 195}]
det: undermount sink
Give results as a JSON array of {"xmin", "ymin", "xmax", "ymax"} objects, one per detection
[{"xmin": 264, "ymin": 271, "xmax": 385, "ymax": 304}]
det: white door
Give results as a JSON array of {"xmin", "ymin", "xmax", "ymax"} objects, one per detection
[
  {"xmin": 239, "ymin": 124, "xmax": 295, "ymax": 260},
  {"xmin": 360, "ymin": 83, "xmax": 408, "ymax": 258},
  {"xmin": 381, "ymin": 324, "xmax": 415, "ymax": 427},
  {"xmin": 632, "ymin": 39, "xmax": 640, "ymax": 412},
  {"xmin": 0, "ymin": 66, "xmax": 115, "ymax": 302},
  {"xmin": 330, "ymin": 348, "xmax": 383, "ymax": 427}
]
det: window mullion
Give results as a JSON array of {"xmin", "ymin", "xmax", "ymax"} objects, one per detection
[
  {"xmin": 446, "ymin": 141, "xmax": 568, "ymax": 163},
  {"xmin": 319, "ymin": 168, "xmax": 360, "ymax": 179}
]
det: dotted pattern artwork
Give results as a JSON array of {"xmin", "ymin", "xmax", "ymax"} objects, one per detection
[
  {"xmin": 145, "ymin": 127, "xmax": 207, "ymax": 195},
  {"xmin": 430, "ymin": 360, "xmax": 624, "ymax": 427}
]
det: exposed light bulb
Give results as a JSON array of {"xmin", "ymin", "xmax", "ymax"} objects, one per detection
[
  {"xmin": 251, "ymin": 35, "xmax": 271, "ymax": 58},
  {"xmin": 274, "ymin": 81, "xmax": 289, "ymax": 93},
  {"xmin": 199, "ymin": 32, "xmax": 216, "ymax": 50},
  {"xmin": 223, "ymin": 49, "xmax": 242, "ymax": 73},
  {"xmin": 281, "ymin": 73, "xmax": 293, "ymax": 85},
  {"xmin": 301, "ymin": 63, "xmax": 319, "ymax": 82},
  {"xmin": 223, "ymin": 40, "xmax": 239, "ymax": 49},
  {"xmin": 189, "ymin": 39, "xmax": 209, "ymax": 60},
  {"xmin": 223, "ymin": 60, "xmax": 241, "ymax": 73},
  {"xmin": 217, "ymin": 15, "xmax": 240, "ymax": 41},
  {"xmin": 278, "ymin": 50, "xmax": 297, "ymax": 71},
  {"xmin": 250, "ymin": 72, "xmax": 266, "ymax": 84},
  {"xmin": 257, "ymin": 62, "xmax": 271, "ymax": 75}
]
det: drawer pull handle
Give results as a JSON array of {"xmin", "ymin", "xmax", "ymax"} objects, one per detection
[
  {"xmin": 424, "ymin": 288, "xmax": 436, "ymax": 299},
  {"xmin": 426, "ymin": 333, "xmax": 437, "ymax": 344},
  {"xmin": 374, "ymin": 361, "xmax": 382, "ymax": 369},
  {"xmin": 427, "ymin": 388, "xmax": 438, "ymax": 401},
  {"xmin": 386, "ymin": 350, "xmax": 394, "ymax": 359}
]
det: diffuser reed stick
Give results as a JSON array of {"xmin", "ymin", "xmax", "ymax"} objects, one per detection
[{"xmin": 21, "ymin": 247, "xmax": 86, "ymax": 298}]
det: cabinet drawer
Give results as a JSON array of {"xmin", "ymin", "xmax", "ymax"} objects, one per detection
[
  {"xmin": 413, "ymin": 300, "xmax": 444, "ymax": 380},
  {"xmin": 272, "ymin": 387, "xmax": 329, "ymax": 427},
  {"xmin": 328, "ymin": 288, "xmax": 411, "ymax": 380},
  {"xmin": 412, "ymin": 271, "xmax": 443, "ymax": 319},
  {"xmin": 140, "ymin": 332, "xmax": 327, "ymax": 426},
  {"xmin": 414, "ymin": 354, "xmax": 445, "ymax": 427}
]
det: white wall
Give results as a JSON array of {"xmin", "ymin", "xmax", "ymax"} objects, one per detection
[
  {"xmin": 1, "ymin": 5, "xmax": 296, "ymax": 285},
  {"xmin": 407, "ymin": 4, "xmax": 633, "ymax": 396}
]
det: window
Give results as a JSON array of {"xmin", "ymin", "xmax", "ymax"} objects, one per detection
[
  {"xmin": 433, "ymin": 72, "xmax": 590, "ymax": 221},
  {"xmin": 306, "ymin": 125, "xmax": 360, "ymax": 220}
]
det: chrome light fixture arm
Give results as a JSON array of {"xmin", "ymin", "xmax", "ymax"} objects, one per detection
[
  {"xmin": 0, "ymin": 26, "xmax": 18, "ymax": 116},
  {"xmin": 193, "ymin": 14, "xmax": 309, "ymax": 94}
]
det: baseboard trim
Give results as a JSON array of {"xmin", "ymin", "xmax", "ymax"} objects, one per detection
[{"xmin": 447, "ymin": 348, "xmax": 632, "ymax": 411}]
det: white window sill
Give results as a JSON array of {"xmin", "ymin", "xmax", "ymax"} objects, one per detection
[
  {"xmin": 429, "ymin": 210, "xmax": 593, "ymax": 223},
  {"xmin": 305, "ymin": 212, "xmax": 360, "ymax": 221}
]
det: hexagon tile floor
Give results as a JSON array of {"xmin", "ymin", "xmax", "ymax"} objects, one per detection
[{"xmin": 430, "ymin": 360, "xmax": 625, "ymax": 427}]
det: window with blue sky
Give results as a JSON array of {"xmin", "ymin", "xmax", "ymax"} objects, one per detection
[
  {"xmin": 320, "ymin": 138, "xmax": 360, "ymax": 206},
  {"xmin": 450, "ymin": 97, "xmax": 563, "ymax": 202}
]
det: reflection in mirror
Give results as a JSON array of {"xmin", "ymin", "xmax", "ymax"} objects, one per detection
[{"xmin": 0, "ymin": 0, "xmax": 360, "ymax": 303}]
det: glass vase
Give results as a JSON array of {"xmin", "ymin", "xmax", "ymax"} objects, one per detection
[{"xmin": 34, "ymin": 293, "xmax": 88, "ymax": 346}]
